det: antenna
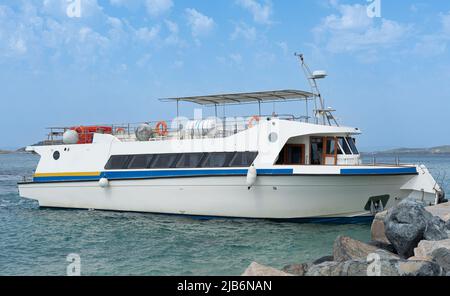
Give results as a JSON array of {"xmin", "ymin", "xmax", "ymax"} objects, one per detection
[{"xmin": 295, "ymin": 53, "xmax": 338, "ymax": 126}]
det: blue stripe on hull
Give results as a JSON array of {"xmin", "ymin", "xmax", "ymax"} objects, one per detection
[
  {"xmin": 32, "ymin": 167, "xmax": 416, "ymax": 183},
  {"xmin": 340, "ymin": 167, "xmax": 417, "ymax": 175},
  {"xmin": 33, "ymin": 168, "xmax": 294, "ymax": 183}
]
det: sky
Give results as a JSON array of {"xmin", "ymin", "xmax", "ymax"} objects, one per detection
[{"xmin": 0, "ymin": 0, "xmax": 450, "ymax": 151}]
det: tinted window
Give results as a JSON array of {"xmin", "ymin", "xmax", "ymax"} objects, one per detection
[
  {"xmin": 151, "ymin": 154, "xmax": 180, "ymax": 169},
  {"xmin": 287, "ymin": 146, "xmax": 302, "ymax": 164},
  {"xmin": 201, "ymin": 152, "xmax": 235, "ymax": 168},
  {"xmin": 326, "ymin": 138, "xmax": 336, "ymax": 155},
  {"xmin": 346, "ymin": 137, "xmax": 359, "ymax": 154},
  {"xmin": 105, "ymin": 155, "xmax": 131, "ymax": 170},
  {"xmin": 338, "ymin": 138, "xmax": 352, "ymax": 155},
  {"xmin": 128, "ymin": 155, "xmax": 153, "ymax": 169},
  {"xmin": 176, "ymin": 153, "xmax": 205, "ymax": 168},
  {"xmin": 230, "ymin": 152, "xmax": 258, "ymax": 167},
  {"xmin": 105, "ymin": 152, "xmax": 258, "ymax": 169}
]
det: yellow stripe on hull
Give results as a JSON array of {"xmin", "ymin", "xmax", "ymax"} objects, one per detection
[{"xmin": 34, "ymin": 172, "xmax": 101, "ymax": 178}]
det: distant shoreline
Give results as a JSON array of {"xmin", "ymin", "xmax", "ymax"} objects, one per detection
[{"xmin": 362, "ymin": 145, "xmax": 450, "ymax": 156}]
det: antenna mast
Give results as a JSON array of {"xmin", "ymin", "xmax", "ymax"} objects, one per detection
[{"xmin": 295, "ymin": 53, "xmax": 338, "ymax": 126}]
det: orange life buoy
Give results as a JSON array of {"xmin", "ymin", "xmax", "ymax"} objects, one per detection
[
  {"xmin": 115, "ymin": 127, "xmax": 126, "ymax": 134},
  {"xmin": 248, "ymin": 116, "xmax": 260, "ymax": 128},
  {"xmin": 155, "ymin": 121, "xmax": 169, "ymax": 136}
]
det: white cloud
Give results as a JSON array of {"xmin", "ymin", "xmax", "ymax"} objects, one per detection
[
  {"xmin": 42, "ymin": 0, "xmax": 104, "ymax": 19},
  {"xmin": 9, "ymin": 38, "xmax": 27, "ymax": 55},
  {"xmin": 236, "ymin": 0, "xmax": 272, "ymax": 25},
  {"xmin": 230, "ymin": 22, "xmax": 257, "ymax": 41},
  {"xmin": 217, "ymin": 53, "xmax": 243, "ymax": 68},
  {"xmin": 185, "ymin": 8, "xmax": 215, "ymax": 38},
  {"xmin": 165, "ymin": 19, "xmax": 179, "ymax": 35},
  {"xmin": 145, "ymin": 0, "xmax": 173, "ymax": 17},
  {"xmin": 413, "ymin": 11, "xmax": 450, "ymax": 57},
  {"xmin": 229, "ymin": 53, "xmax": 242, "ymax": 64},
  {"xmin": 164, "ymin": 20, "xmax": 185, "ymax": 47},
  {"xmin": 313, "ymin": 3, "xmax": 410, "ymax": 54},
  {"xmin": 135, "ymin": 26, "xmax": 160, "ymax": 43}
]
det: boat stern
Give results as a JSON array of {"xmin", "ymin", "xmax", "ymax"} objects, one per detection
[{"xmin": 401, "ymin": 164, "xmax": 446, "ymax": 206}]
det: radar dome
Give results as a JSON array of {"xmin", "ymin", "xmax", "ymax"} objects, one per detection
[
  {"xmin": 135, "ymin": 124, "xmax": 153, "ymax": 141},
  {"xmin": 63, "ymin": 130, "xmax": 79, "ymax": 144}
]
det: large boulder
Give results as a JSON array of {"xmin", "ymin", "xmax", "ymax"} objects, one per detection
[
  {"xmin": 414, "ymin": 239, "xmax": 450, "ymax": 260},
  {"xmin": 384, "ymin": 199, "xmax": 448, "ymax": 258},
  {"xmin": 431, "ymin": 248, "xmax": 450, "ymax": 272},
  {"xmin": 333, "ymin": 236, "xmax": 399, "ymax": 262},
  {"xmin": 426, "ymin": 202, "xmax": 450, "ymax": 221},
  {"xmin": 371, "ymin": 211, "xmax": 390, "ymax": 244},
  {"xmin": 397, "ymin": 260, "xmax": 444, "ymax": 276},
  {"xmin": 305, "ymin": 260, "xmax": 369, "ymax": 276},
  {"xmin": 242, "ymin": 262, "xmax": 293, "ymax": 276},
  {"xmin": 305, "ymin": 259, "xmax": 443, "ymax": 276},
  {"xmin": 424, "ymin": 216, "xmax": 448, "ymax": 241}
]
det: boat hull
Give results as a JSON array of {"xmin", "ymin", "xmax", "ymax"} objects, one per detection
[{"xmin": 18, "ymin": 174, "xmax": 417, "ymax": 219}]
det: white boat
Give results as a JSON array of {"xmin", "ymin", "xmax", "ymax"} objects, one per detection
[{"xmin": 18, "ymin": 55, "xmax": 446, "ymax": 222}]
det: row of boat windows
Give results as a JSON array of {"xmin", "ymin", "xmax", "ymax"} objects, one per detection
[{"xmin": 105, "ymin": 152, "xmax": 259, "ymax": 170}]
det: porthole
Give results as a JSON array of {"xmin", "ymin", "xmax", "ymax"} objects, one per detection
[
  {"xmin": 53, "ymin": 151, "xmax": 60, "ymax": 160},
  {"xmin": 268, "ymin": 132, "xmax": 278, "ymax": 143}
]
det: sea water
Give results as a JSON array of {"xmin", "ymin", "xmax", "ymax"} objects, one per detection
[{"xmin": 0, "ymin": 153, "xmax": 448, "ymax": 275}]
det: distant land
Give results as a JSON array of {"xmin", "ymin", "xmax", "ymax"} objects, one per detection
[{"xmin": 364, "ymin": 145, "xmax": 450, "ymax": 155}]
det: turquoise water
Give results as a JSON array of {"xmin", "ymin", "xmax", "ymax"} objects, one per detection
[{"xmin": 0, "ymin": 153, "xmax": 448, "ymax": 275}]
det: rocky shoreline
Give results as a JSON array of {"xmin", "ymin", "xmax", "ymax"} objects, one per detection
[{"xmin": 242, "ymin": 200, "xmax": 450, "ymax": 276}]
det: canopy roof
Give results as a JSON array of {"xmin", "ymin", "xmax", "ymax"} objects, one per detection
[{"xmin": 160, "ymin": 89, "xmax": 313, "ymax": 106}]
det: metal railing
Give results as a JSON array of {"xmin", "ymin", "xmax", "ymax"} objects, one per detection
[{"xmin": 43, "ymin": 114, "xmax": 304, "ymax": 145}]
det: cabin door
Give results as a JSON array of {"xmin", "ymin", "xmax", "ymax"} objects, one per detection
[
  {"xmin": 323, "ymin": 137, "xmax": 338, "ymax": 165},
  {"xmin": 310, "ymin": 137, "xmax": 324, "ymax": 165},
  {"xmin": 276, "ymin": 144, "xmax": 305, "ymax": 165}
]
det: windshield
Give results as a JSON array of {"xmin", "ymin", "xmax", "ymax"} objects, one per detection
[{"xmin": 346, "ymin": 137, "xmax": 359, "ymax": 154}]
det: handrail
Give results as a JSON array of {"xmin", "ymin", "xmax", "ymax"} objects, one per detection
[{"xmin": 42, "ymin": 114, "xmax": 339, "ymax": 145}]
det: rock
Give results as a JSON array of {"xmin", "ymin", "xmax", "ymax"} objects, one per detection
[
  {"xmin": 426, "ymin": 202, "xmax": 450, "ymax": 221},
  {"xmin": 371, "ymin": 211, "xmax": 390, "ymax": 244},
  {"xmin": 444, "ymin": 213, "xmax": 450, "ymax": 222},
  {"xmin": 414, "ymin": 239, "xmax": 450, "ymax": 260},
  {"xmin": 305, "ymin": 258, "xmax": 444, "ymax": 276},
  {"xmin": 384, "ymin": 199, "xmax": 434, "ymax": 258},
  {"xmin": 242, "ymin": 262, "xmax": 293, "ymax": 276},
  {"xmin": 424, "ymin": 216, "xmax": 448, "ymax": 241},
  {"xmin": 333, "ymin": 236, "xmax": 399, "ymax": 262},
  {"xmin": 312, "ymin": 255, "xmax": 334, "ymax": 265},
  {"xmin": 307, "ymin": 259, "xmax": 443, "ymax": 276},
  {"xmin": 367, "ymin": 240, "xmax": 397, "ymax": 254},
  {"xmin": 397, "ymin": 260, "xmax": 444, "ymax": 276},
  {"xmin": 431, "ymin": 248, "xmax": 450, "ymax": 272},
  {"xmin": 445, "ymin": 219, "xmax": 450, "ymax": 231},
  {"xmin": 305, "ymin": 260, "xmax": 369, "ymax": 276},
  {"xmin": 282, "ymin": 263, "xmax": 311, "ymax": 276}
]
